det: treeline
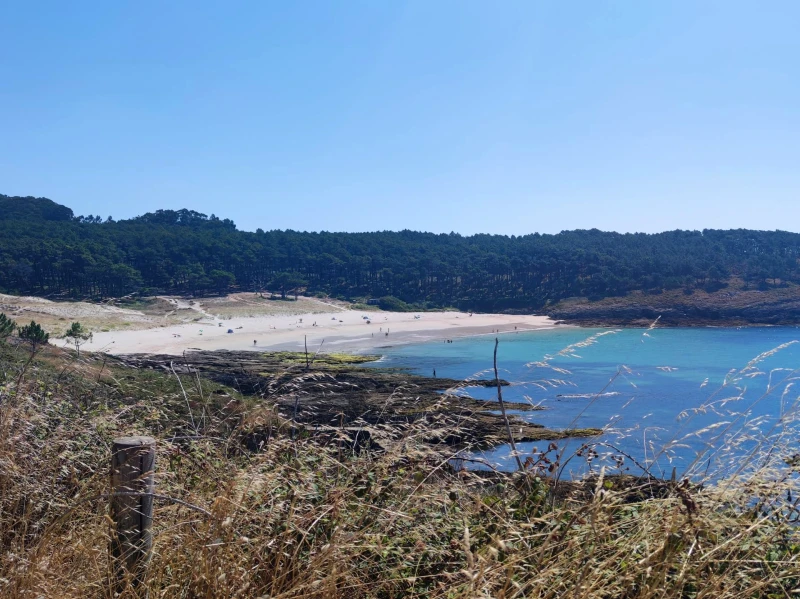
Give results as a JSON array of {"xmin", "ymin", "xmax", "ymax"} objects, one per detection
[{"xmin": 2, "ymin": 194, "xmax": 799, "ymax": 311}]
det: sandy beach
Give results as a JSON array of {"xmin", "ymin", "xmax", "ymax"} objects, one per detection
[
  {"xmin": 79, "ymin": 305, "xmax": 561, "ymax": 355},
  {"xmin": 2, "ymin": 291, "xmax": 564, "ymax": 355}
]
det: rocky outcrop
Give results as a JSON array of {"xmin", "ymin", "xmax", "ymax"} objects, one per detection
[
  {"xmin": 110, "ymin": 350, "xmax": 602, "ymax": 451},
  {"xmin": 547, "ymin": 286, "xmax": 800, "ymax": 327}
]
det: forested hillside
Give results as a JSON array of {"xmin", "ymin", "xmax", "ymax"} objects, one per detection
[{"xmin": 2, "ymin": 194, "xmax": 799, "ymax": 311}]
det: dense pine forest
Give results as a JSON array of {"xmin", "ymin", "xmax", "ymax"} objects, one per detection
[{"xmin": 2, "ymin": 194, "xmax": 799, "ymax": 311}]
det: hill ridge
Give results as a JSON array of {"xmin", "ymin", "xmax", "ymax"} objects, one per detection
[{"xmin": 2, "ymin": 193, "xmax": 800, "ymax": 323}]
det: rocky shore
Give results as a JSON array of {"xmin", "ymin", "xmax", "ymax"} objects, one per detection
[{"xmin": 110, "ymin": 350, "xmax": 602, "ymax": 452}]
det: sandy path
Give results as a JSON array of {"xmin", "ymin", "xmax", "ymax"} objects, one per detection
[{"xmin": 82, "ymin": 309, "xmax": 563, "ymax": 355}]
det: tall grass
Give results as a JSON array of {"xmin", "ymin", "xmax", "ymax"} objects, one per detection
[{"xmin": 2, "ymin": 338, "xmax": 800, "ymax": 598}]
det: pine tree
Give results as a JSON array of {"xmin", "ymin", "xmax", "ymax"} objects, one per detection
[
  {"xmin": 65, "ymin": 321, "xmax": 92, "ymax": 356},
  {"xmin": 0, "ymin": 312, "xmax": 16, "ymax": 343},
  {"xmin": 18, "ymin": 321, "xmax": 49, "ymax": 353}
]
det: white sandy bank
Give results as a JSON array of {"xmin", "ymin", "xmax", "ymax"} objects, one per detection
[{"xmin": 80, "ymin": 308, "xmax": 562, "ymax": 356}]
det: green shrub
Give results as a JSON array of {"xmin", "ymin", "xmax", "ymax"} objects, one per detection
[
  {"xmin": 351, "ymin": 303, "xmax": 376, "ymax": 311},
  {"xmin": 378, "ymin": 296, "xmax": 412, "ymax": 312}
]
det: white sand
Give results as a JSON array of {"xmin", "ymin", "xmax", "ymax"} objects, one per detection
[{"xmin": 80, "ymin": 308, "xmax": 563, "ymax": 355}]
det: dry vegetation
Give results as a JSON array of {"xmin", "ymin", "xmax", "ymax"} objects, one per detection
[
  {"xmin": 2, "ymin": 337, "xmax": 800, "ymax": 598},
  {"xmin": 200, "ymin": 292, "xmax": 344, "ymax": 320},
  {"xmin": 0, "ymin": 294, "xmax": 186, "ymax": 336},
  {"xmin": 0, "ymin": 292, "xmax": 347, "ymax": 339}
]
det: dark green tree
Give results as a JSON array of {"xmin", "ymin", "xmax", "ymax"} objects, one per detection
[
  {"xmin": 4, "ymin": 194, "xmax": 800, "ymax": 315},
  {"xmin": 0, "ymin": 312, "xmax": 16, "ymax": 343},
  {"xmin": 209, "ymin": 270, "xmax": 236, "ymax": 293},
  {"xmin": 18, "ymin": 321, "xmax": 49, "ymax": 352},
  {"xmin": 270, "ymin": 272, "xmax": 307, "ymax": 300}
]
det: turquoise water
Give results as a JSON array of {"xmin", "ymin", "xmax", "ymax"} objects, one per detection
[{"xmin": 373, "ymin": 327, "xmax": 800, "ymax": 480}]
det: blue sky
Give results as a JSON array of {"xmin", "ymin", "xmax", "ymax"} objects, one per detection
[{"xmin": 1, "ymin": 1, "xmax": 798, "ymax": 234}]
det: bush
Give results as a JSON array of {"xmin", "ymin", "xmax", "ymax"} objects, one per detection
[
  {"xmin": 378, "ymin": 296, "xmax": 412, "ymax": 312},
  {"xmin": 350, "ymin": 303, "xmax": 374, "ymax": 311}
]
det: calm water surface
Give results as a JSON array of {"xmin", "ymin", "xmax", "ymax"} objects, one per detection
[{"xmin": 372, "ymin": 327, "xmax": 800, "ymax": 479}]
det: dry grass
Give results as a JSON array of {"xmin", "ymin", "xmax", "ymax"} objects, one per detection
[
  {"xmin": 0, "ymin": 294, "xmax": 188, "ymax": 336},
  {"xmin": 2, "ymin": 339, "xmax": 800, "ymax": 598},
  {"xmin": 200, "ymin": 293, "xmax": 343, "ymax": 320},
  {"xmin": 0, "ymin": 292, "xmax": 342, "ymax": 338}
]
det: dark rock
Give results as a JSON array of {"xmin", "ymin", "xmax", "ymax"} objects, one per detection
[{"xmin": 109, "ymin": 350, "xmax": 601, "ymax": 452}]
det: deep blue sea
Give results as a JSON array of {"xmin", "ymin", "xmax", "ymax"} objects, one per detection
[{"xmin": 372, "ymin": 327, "xmax": 800, "ymax": 480}]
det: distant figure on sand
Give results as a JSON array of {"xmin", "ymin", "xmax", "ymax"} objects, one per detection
[
  {"xmin": 433, "ymin": 369, "xmax": 436, "ymax": 377},
  {"xmin": 253, "ymin": 340, "xmax": 257, "ymax": 345}
]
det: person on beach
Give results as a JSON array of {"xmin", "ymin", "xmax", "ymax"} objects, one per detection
[
  {"xmin": 433, "ymin": 369, "xmax": 436, "ymax": 377},
  {"xmin": 254, "ymin": 340, "xmax": 257, "ymax": 345}
]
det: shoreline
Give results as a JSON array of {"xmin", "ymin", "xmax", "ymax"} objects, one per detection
[{"xmin": 79, "ymin": 308, "xmax": 566, "ymax": 356}]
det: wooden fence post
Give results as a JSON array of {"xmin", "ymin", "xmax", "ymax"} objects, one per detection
[{"xmin": 110, "ymin": 436, "xmax": 156, "ymax": 589}]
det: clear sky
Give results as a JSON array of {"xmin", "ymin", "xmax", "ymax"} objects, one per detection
[{"xmin": 1, "ymin": 2, "xmax": 798, "ymax": 235}]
